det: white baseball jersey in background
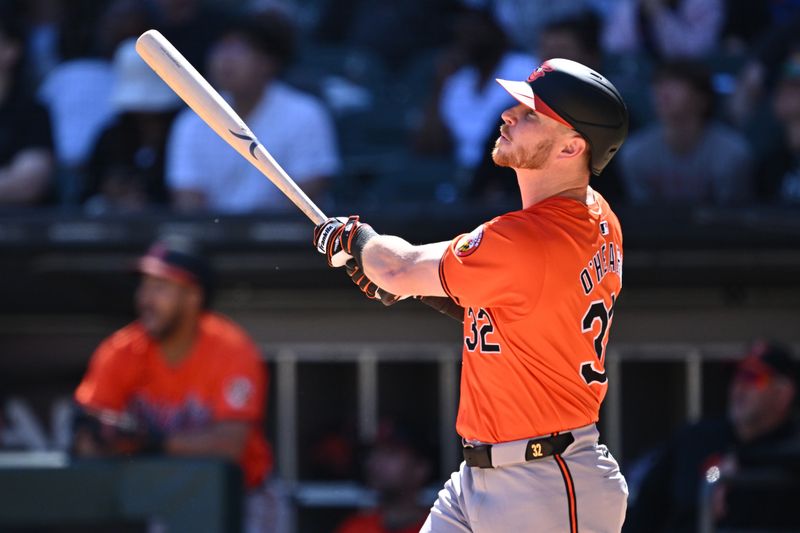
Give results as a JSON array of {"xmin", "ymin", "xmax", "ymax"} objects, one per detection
[{"xmin": 166, "ymin": 81, "xmax": 340, "ymax": 213}]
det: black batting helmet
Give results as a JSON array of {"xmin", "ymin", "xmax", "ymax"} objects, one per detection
[{"xmin": 496, "ymin": 58, "xmax": 628, "ymax": 176}]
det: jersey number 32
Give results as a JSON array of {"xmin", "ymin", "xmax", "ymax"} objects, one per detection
[
  {"xmin": 580, "ymin": 294, "xmax": 615, "ymax": 386},
  {"xmin": 465, "ymin": 307, "xmax": 501, "ymax": 353}
]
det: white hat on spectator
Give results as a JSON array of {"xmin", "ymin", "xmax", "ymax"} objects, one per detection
[{"xmin": 110, "ymin": 39, "xmax": 180, "ymax": 112}]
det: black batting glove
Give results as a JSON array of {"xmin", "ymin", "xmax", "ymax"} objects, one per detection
[
  {"xmin": 345, "ymin": 260, "xmax": 400, "ymax": 306},
  {"xmin": 313, "ymin": 215, "xmax": 378, "ymax": 268}
]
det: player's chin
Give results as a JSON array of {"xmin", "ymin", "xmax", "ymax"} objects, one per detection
[
  {"xmin": 491, "ymin": 145, "xmax": 513, "ymax": 168},
  {"xmin": 138, "ymin": 312, "xmax": 165, "ymax": 339}
]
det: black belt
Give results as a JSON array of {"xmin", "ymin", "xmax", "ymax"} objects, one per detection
[{"xmin": 462, "ymin": 432, "xmax": 575, "ymax": 468}]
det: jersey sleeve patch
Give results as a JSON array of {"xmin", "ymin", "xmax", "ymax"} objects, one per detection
[
  {"xmin": 454, "ymin": 225, "xmax": 485, "ymax": 257},
  {"xmin": 224, "ymin": 376, "xmax": 254, "ymax": 410}
]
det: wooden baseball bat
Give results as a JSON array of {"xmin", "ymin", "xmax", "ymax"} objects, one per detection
[
  {"xmin": 136, "ymin": 30, "xmax": 456, "ymax": 316},
  {"xmin": 135, "ymin": 29, "xmax": 326, "ymax": 224}
]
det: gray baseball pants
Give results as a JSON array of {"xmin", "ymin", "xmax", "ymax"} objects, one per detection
[{"xmin": 421, "ymin": 424, "xmax": 628, "ymax": 532}]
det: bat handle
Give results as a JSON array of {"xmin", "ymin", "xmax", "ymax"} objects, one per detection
[{"xmin": 307, "ymin": 207, "xmax": 327, "ymax": 226}]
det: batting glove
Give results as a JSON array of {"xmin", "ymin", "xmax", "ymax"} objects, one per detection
[
  {"xmin": 313, "ymin": 215, "xmax": 378, "ymax": 268},
  {"xmin": 345, "ymin": 260, "xmax": 400, "ymax": 306}
]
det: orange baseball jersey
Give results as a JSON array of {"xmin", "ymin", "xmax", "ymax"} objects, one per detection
[
  {"xmin": 75, "ymin": 312, "xmax": 272, "ymax": 488},
  {"xmin": 440, "ymin": 190, "xmax": 623, "ymax": 443}
]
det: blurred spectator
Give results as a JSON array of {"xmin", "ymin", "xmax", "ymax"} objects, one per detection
[
  {"xmin": 486, "ymin": 0, "xmax": 594, "ymax": 54},
  {"xmin": 72, "ymin": 235, "xmax": 289, "ymax": 533},
  {"xmin": 619, "ymin": 60, "xmax": 753, "ymax": 205},
  {"xmin": 0, "ymin": 14, "xmax": 54, "ymax": 206},
  {"xmin": 537, "ymin": 11, "xmax": 603, "ymax": 70},
  {"xmin": 467, "ymin": 11, "xmax": 604, "ymax": 203},
  {"xmin": 719, "ymin": 0, "xmax": 772, "ymax": 56},
  {"xmin": 166, "ymin": 11, "xmax": 340, "ymax": 213},
  {"xmin": 727, "ymin": 6, "xmax": 800, "ymax": 128},
  {"xmin": 755, "ymin": 55, "xmax": 800, "ymax": 204},
  {"xmin": 414, "ymin": 7, "xmax": 535, "ymax": 189},
  {"xmin": 151, "ymin": 0, "xmax": 229, "ymax": 75},
  {"xmin": 624, "ymin": 341, "xmax": 799, "ymax": 532},
  {"xmin": 603, "ymin": 0, "xmax": 724, "ymax": 60},
  {"xmin": 18, "ymin": 0, "xmax": 62, "ymax": 84},
  {"xmin": 83, "ymin": 39, "xmax": 181, "ymax": 213},
  {"xmin": 314, "ymin": 0, "xmax": 453, "ymax": 70},
  {"xmin": 334, "ymin": 422, "xmax": 431, "ymax": 533},
  {"xmin": 38, "ymin": 0, "xmax": 151, "ymax": 203}
]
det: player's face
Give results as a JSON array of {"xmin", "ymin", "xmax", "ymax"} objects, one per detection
[
  {"xmin": 728, "ymin": 367, "xmax": 782, "ymax": 426},
  {"xmin": 652, "ymin": 78, "xmax": 707, "ymax": 124},
  {"xmin": 135, "ymin": 274, "xmax": 197, "ymax": 339},
  {"xmin": 492, "ymin": 104, "xmax": 559, "ymax": 170}
]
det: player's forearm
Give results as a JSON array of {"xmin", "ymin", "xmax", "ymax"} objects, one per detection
[
  {"xmin": 361, "ymin": 237, "xmax": 448, "ymax": 297},
  {"xmin": 164, "ymin": 421, "xmax": 248, "ymax": 461}
]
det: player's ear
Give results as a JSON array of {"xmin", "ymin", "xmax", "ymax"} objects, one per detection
[
  {"xmin": 186, "ymin": 284, "xmax": 204, "ymax": 310},
  {"xmin": 557, "ymin": 135, "xmax": 588, "ymax": 162}
]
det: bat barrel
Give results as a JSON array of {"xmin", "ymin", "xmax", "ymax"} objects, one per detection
[{"xmin": 135, "ymin": 29, "xmax": 327, "ymax": 225}]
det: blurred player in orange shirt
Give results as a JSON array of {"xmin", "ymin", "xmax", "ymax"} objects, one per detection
[
  {"xmin": 72, "ymin": 235, "xmax": 287, "ymax": 533},
  {"xmin": 335, "ymin": 422, "xmax": 431, "ymax": 533},
  {"xmin": 315, "ymin": 59, "xmax": 630, "ymax": 531}
]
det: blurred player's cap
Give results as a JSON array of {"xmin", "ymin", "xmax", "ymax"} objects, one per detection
[
  {"xmin": 138, "ymin": 235, "xmax": 214, "ymax": 303},
  {"xmin": 737, "ymin": 341, "xmax": 797, "ymax": 384},
  {"xmin": 496, "ymin": 58, "xmax": 628, "ymax": 176},
  {"xmin": 111, "ymin": 39, "xmax": 180, "ymax": 113}
]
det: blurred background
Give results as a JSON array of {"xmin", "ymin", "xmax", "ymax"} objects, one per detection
[{"xmin": 0, "ymin": 0, "xmax": 799, "ymax": 532}]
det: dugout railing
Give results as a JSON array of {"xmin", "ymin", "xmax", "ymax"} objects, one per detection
[
  {"xmin": 262, "ymin": 342, "xmax": 799, "ymax": 498},
  {"xmin": 1, "ymin": 341, "xmax": 798, "ymax": 532}
]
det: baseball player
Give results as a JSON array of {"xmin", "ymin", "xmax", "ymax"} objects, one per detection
[
  {"xmin": 315, "ymin": 58, "xmax": 630, "ymax": 532},
  {"xmin": 72, "ymin": 236, "xmax": 286, "ymax": 533}
]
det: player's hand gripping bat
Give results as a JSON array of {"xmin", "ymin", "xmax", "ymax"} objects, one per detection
[{"xmin": 135, "ymin": 30, "xmax": 461, "ymax": 319}]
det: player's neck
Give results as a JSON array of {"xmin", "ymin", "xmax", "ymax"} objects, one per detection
[
  {"xmin": 516, "ymin": 167, "xmax": 591, "ymax": 208},
  {"xmin": 159, "ymin": 315, "xmax": 200, "ymax": 365}
]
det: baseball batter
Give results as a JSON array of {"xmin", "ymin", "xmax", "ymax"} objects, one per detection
[{"xmin": 315, "ymin": 58, "xmax": 629, "ymax": 532}]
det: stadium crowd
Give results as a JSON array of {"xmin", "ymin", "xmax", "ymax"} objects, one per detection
[{"xmin": 1, "ymin": 0, "xmax": 800, "ymax": 212}]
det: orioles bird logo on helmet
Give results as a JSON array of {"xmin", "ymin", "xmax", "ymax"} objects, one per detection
[{"xmin": 527, "ymin": 64, "xmax": 554, "ymax": 82}]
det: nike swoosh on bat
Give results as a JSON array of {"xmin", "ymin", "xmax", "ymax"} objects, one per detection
[{"xmin": 229, "ymin": 129, "xmax": 259, "ymax": 159}]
